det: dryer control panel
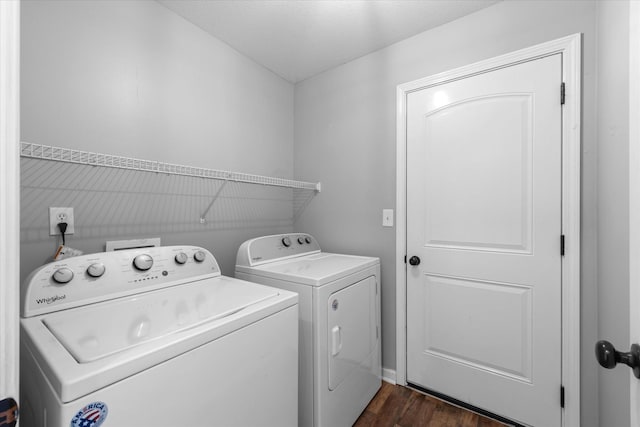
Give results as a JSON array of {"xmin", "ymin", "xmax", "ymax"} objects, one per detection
[
  {"xmin": 22, "ymin": 246, "xmax": 220, "ymax": 317},
  {"xmin": 236, "ymin": 233, "xmax": 321, "ymax": 267}
]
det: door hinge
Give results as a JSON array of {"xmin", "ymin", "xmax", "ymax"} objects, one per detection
[
  {"xmin": 560, "ymin": 82, "xmax": 566, "ymax": 105},
  {"xmin": 404, "ymin": 255, "xmax": 407, "ymax": 264},
  {"xmin": 560, "ymin": 385, "xmax": 565, "ymax": 408},
  {"xmin": 560, "ymin": 235, "xmax": 565, "ymax": 256}
]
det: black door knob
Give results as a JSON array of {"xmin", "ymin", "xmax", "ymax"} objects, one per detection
[
  {"xmin": 595, "ymin": 340, "xmax": 640, "ymax": 379},
  {"xmin": 0, "ymin": 397, "xmax": 18, "ymax": 427},
  {"xmin": 409, "ymin": 256, "xmax": 421, "ymax": 266}
]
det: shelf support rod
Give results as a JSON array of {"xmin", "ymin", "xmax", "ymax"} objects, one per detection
[{"xmin": 199, "ymin": 179, "xmax": 229, "ymax": 224}]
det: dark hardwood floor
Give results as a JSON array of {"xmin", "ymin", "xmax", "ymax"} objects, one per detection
[{"xmin": 354, "ymin": 382, "xmax": 509, "ymax": 427}]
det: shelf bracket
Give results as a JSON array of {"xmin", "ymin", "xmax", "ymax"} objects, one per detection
[{"xmin": 199, "ymin": 179, "xmax": 229, "ymax": 224}]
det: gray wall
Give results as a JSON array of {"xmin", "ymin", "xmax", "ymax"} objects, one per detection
[
  {"xmin": 596, "ymin": 1, "xmax": 630, "ymax": 425},
  {"xmin": 294, "ymin": 1, "xmax": 630, "ymax": 426},
  {"xmin": 20, "ymin": 0, "xmax": 296, "ymax": 279}
]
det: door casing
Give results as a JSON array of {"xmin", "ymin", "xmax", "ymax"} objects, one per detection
[
  {"xmin": 395, "ymin": 34, "xmax": 581, "ymax": 427},
  {"xmin": 629, "ymin": 2, "xmax": 640, "ymax": 424},
  {"xmin": 0, "ymin": 0, "xmax": 21, "ymax": 410}
]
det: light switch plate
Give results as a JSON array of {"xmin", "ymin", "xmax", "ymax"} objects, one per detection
[{"xmin": 382, "ymin": 209, "xmax": 394, "ymax": 227}]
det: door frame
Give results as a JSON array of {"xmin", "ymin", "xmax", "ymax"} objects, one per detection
[
  {"xmin": 395, "ymin": 34, "xmax": 581, "ymax": 427},
  {"xmin": 629, "ymin": 1, "xmax": 640, "ymax": 424},
  {"xmin": 0, "ymin": 0, "xmax": 21, "ymax": 408}
]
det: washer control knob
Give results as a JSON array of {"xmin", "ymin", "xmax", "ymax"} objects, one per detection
[
  {"xmin": 133, "ymin": 254, "xmax": 153, "ymax": 271},
  {"xmin": 282, "ymin": 237, "xmax": 292, "ymax": 247},
  {"xmin": 52, "ymin": 267, "xmax": 74, "ymax": 284},
  {"xmin": 175, "ymin": 252, "xmax": 188, "ymax": 264},
  {"xmin": 87, "ymin": 263, "xmax": 106, "ymax": 278},
  {"xmin": 193, "ymin": 251, "xmax": 206, "ymax": 263},
  {"xmin": 305, "ymin": 236, "xmax": 312, "ymax": 244},
  {"xmin": 298, "ymin": 237, "xmax": 305, "ymax": 244}
]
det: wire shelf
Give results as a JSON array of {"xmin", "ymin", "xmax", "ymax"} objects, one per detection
[{"xmin": 20, "ymin": 142, "xmax": 321, "ymax": 192}]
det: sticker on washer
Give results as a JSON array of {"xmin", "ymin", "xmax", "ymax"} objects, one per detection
[{"xmin": 70, "ymin": 401, "xmax": 108, "ymax": 427}]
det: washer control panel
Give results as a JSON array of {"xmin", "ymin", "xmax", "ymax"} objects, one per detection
[
  {"xmin": 236, "ymin": 233, "xmax": 321, "ymax": 267},
  {"xmin": 22, "ymin": 246, "xmax": 220, "ymax": 317}
]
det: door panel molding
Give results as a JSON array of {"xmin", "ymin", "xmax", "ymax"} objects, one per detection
[
  {"xmin": 422, "ymin": 92, "xmax": 534, "ymax": 255},
  {"xmin": 396, "ymin": 34, "xmax": 581, "ymax": 427},
  {"xmin": 420, "ymin": 274, "xmax": 533, "ymax": 381}
]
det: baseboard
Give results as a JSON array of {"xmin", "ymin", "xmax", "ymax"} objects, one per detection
[{"xmin": 382, "ymin": 368, "xmax": 396, "ymax": 385}]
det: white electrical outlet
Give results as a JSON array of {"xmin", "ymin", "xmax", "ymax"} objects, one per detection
[
  {"xmin": 382, "ymin": 209, "xmax": 394, "ymax": 227},
  {"xmin": 49, "ymin": 207, "xmax": 75, "ymax": 236}
]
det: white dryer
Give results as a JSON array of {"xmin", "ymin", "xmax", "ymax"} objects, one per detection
[
  {"xmin": 20, "ymin": 246, "xmax": 298, "ymax": 427},
  {"xmin": 236, "ymin": 233, "xmax": 381, "ymax": 427}
]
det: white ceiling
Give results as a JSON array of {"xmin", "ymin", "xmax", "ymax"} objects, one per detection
[{"xmin": 158, "ymin": 0, "xmax": 500, "ymax": 83}]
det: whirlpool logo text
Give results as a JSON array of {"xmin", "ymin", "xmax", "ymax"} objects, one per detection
[{"xmin": 35, "ymin": 294, "xmax": 66, "ymax": 305}]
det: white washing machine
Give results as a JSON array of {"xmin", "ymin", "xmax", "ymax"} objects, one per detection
[
  {"xmin": 20, "ymin": 245, "xmax": 298, "ymax": 427},
  {"xmin": 235, "ymin": 233, "xmax": 381, "ymax": 427}
]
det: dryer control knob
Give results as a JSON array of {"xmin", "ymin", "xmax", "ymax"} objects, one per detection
[
  {"xmin": 193, "ymin": 251, "xmax": 206, "ymax": 263},
  {"xmin": 175, "ymin": 252, "xmax": 188, "ymax": 264},
  {"xmin": 52, "ymin": 267, "xmax": 74, "ymax": 284},
  {"xmin": 133, "ymin": 254, "xmax": 153, "ymax": 271},
  {"xmin": 298, "ymin": 237, "xmax": 305, "ymax": 244},
  {"xmin": 282, "ymin": 237, "xmax": 292, "ymax": 247},
  {"xmin": 305, "ymin": 237, "xmax": 312, "ymax": 244},
  {"xmin": 87, "ymin": 263, "xmax": 106, "ymax": 278}
]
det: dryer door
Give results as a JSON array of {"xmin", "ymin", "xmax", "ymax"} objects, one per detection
[{"xmin": 327, "ymin": 275, "xmax": 377, "ymax": 390}]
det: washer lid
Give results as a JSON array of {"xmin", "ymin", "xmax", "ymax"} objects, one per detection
[
  {"xmin": 20, "ymin": 276, "xmax": 298, "ymax": 403},
  {"xmin": 239, "ymin": 253, "xmax": 379, "ymax": 286},
  {"xmin": 42, "ymin": 276, "xmax": 280, "ymax": 363}
]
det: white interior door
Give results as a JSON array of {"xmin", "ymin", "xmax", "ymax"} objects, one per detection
[
  {"xmin": 406, "ymin": 54, "xmax": 563, "ymax": 427},
  {"xmin": 0, "ymin": 1, "xmax": 20, "ymax": 425}
]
